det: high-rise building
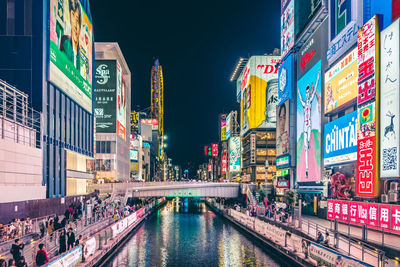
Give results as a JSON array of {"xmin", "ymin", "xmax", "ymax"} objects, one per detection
[
  {"xmin": 0, "ymin": 0, "xmax": 95, "ymax": 198},
  {"xmin": 94, "ymin": 43, "xmax": 131, "ymax": 182}
]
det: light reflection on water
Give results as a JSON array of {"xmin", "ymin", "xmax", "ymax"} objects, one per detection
[{"xmin": 105, "ymin": 200, "xmax": 283, "ymax": 267}]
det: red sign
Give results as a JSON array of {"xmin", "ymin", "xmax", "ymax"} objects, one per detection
[
  {"xmin": 356, "ymin": 136, "xmax": 376, "ymax": 197},
  {"xmin": 391, "ymin": 205, "xmax": 400, "ymax": 232},
  {"xmin": 204, "ymin": 146, "xmax": 208, "ymax": 156},
  {"xmin": 212, "ymin": 144, "xmax": 218, "ymax": 157},
  {"xmin": 358, "ymin": 202, "xmax": 368, "ymax": 225},
  {"xmin": 394, "ymin": 0, "xmax": 400, "ymax": 21},
  {"xmin": 327, "ymin": 199, "xmax": 334, "ymax": 220},
  {"xmin": 208, "ymin": 164, "xmax": 212, "ymax": 172},
  {"xmin": 221, "ymin": 152, "xmax": 227, "ymax": 174},
  {"xmin": 334, "ymin": 200, "xmax": 341, "ymax": 220},
  {"xmin": 379, "ymin": 204, "xmax": 391, "ymax": 229},
  {"xmin": 367, "ymin": 203, "xmax": 379, "ymax": 228},
  {"xmin": 117, "ymin": 121, "xmax": 126, "ymax": 140},
  {"xmin": 300, "ymin": 50, "xmax": 316, "ymax": 71},
  {"xmin": 140, "ymin": 119, "xmax": 159, "ymax": 130},
  {"xmin": 349, "ymin": 202, "xmax": 358, "ymax": 224},
  {"xmin": 341, "ymin": 201, "xmax": 349, "ymax": 222}
]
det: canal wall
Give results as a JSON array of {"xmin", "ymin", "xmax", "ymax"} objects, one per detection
[
  {"xmin": 207, "ymin": 202, "xmax": 374, "ymax": 267},
  {"xmin": 43, "ymin": 198, "xmax": 166, "ymax": 267}
]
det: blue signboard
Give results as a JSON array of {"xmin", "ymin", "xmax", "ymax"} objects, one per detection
[
  {"xmin": 324, "ymin": 111, "xmax": 357, "ymax": 166},
  {"xmin": 278, "ymin": 54, "xmax": 293, "ymax": 106}
]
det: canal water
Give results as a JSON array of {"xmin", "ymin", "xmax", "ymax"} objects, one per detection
[{"xmin": 105, "ymin": 199, "xmax": 287, "ymax": 267}]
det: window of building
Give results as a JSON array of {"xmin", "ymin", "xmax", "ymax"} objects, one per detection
[
  {"xmin": 7, "ymin": 0, "xmax": 15, "ymax": 35},
  {"xmin": 24, "ymin": 0, "xmax": 32, "ymax": 35}
]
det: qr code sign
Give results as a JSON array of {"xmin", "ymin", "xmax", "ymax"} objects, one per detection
[{"xmin": 383, "ymin": 147, "xmax": 397, "ymax": 171}]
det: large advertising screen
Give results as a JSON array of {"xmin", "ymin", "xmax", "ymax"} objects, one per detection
[
  {"xmin": 356, "ymin": 15, "xmax": 380, "ymax": 197},
  {"xmin": 281, "ymin": 0, "xmax": 295, "ymax": 59},
  {"xmin": 324, "ymin": 111, "xmax": 357, "ymax": 166},
  {"xmin": 49, "ymin": 0, "xmax": 93, "ymax": 113},
  {"xmin": 296, "ymin": 60, "xmax": 322, "ymax": 183},
  {"xmin": 229, "ymin": 137, "xmax": 241, "ymax": 173},
  {"xmin": 278, "ymin": 54, "xmax": 293, "ymax": 106},
  {"xmin": 295, "ymin": 0, "xmax": 322, "ymax": 38},
  {"xmin": 380, "ymin": 19, "xmax": 400, "ymax": 178},
  {"xmin": 94, "ymin": 60, "xmax": 116, "ymax": 133},
  {"xmin": 116, "ymin": 62, "xmax": 127, "ymax": 140},
  {"xmin": 327, "ymin": 0, "xmax": 363, "ymax": 65},
  {"xmin": 240, "ymin": 56, "xmax": 280, "ymax": 135},
  {"xmin": 324, "ymin": 48, "xmax": 358, "ymax": 114},
  {"xmin": 276, "ymin": 100, "xmax": 289, "ymax": 157}
]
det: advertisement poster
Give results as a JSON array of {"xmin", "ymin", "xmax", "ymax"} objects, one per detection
[
  {"xmin": 278, "ymin": 54, "xmax": 293, "ymax": 106},
  {"xmin": 220, "ymin": 115, "xmax": 227, "ymax": 141},
  {"xmin": 130, "ymin": 112, "xmax": 139, "ymax": 134},
  {"xmin": 380, "ymin": 19, "xmax": 400, "ymax": 178},
  {"xmin": 46, "ymin": 246, "xmax": 82, "ymax": 267},
  {"xmin": 324, "ymin": 111, "xmax": 357, "ymax": 166},
  {"xmin": 49, "ymin": 0, "xmax": 93, "ymax": 113},
  {"xmin": 296, "ymin": 60, "xmax": 322, "ymax": 182},
  {"xmin": 327, "ymin": 0, "xmax": 363, "ymax": 65},
  {"xmin": 281, "ymin": 0, "xmax": 295, "ymax": 59},
  {"xmin": 357, "ymin": 15, "xmax": 379, "ymax": 197},
  {"xmin": 324, "ymin": 48, "xmax": 358, "ymax": 114},
  {"xmin": 329, "ymin": 164, "xmax": 356, "ymax": 200},
  {"xmin": 116, "ymin": 62, "xmax": 127, "ymax": 140},
  {"xmin": 226, "ymin": 113, "xmax": 232, "ymax": 140},
  {"xmin": 240, "ymin": 56, "xmax": 280, "ymax": 136},
  {"xmin": 95, "ymin": 60, "xmax": 117, "ymax": 133},
  {"xmin": 229, "ymin": 137, "xmax": 241, "ymax": 173},
  {"xmin": 276, "ymin": 100, "xmax": 289, "ymax": 157}
]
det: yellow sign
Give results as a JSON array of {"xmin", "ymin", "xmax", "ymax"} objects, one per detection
[{"xmin": 324, "ymin": 48, "xmax": 358, "ymax": 114}]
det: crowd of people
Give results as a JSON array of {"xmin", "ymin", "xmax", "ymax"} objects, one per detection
[{"xmin": 0, "ymin": 218, "xmax": 33, "ymax": 243}]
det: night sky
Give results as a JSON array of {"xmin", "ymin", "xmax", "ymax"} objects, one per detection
[{"xmin": 91, "ymin": 0, "xmax": 280, "ymax": 168}]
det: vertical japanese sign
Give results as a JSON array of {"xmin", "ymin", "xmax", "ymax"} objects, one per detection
[
  {"xmin": 380, "ymin": 19, "xmax": 400, "ymax": 178},
  {"xmin": 250, "ymin": 134, "xmax": 256, "ymax": 164},
  {"xmin": 281, "ymin": 0, "xmax": 294, "ymax": 59},
  {"xmin": 212, "ymin": 144, "xmax": 218, "ymax": 157},
  {"xmin": 356, "ymin": 16, "xmax": 380, "ymax": 197},
  {"xmin": 204, "ymin": 146, "xmax": 208, "ymax": 156},
  {"xmin": 221, "ymin": 151, "xmax": 227, "ymax": 174}
]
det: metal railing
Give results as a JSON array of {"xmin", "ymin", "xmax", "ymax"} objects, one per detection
[{"xmin": 0, "ymin": 79, "xmax": 41, "ymax": 148}]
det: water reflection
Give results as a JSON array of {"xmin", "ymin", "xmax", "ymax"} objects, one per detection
[{"xmin": 106, "ymin": 199, "xmax": 282, "ymax": 267}]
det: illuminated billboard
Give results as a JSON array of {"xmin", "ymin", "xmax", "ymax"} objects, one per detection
[
  {"xmin": 324, "ymin": 111, "xmax": 357, "ymax": 166},
  {"xmin": 356, "ymin": 16, "xmax": 380, "ymax": 197},
  {"xmin": 278, "ymin": 54, "xmax": 293, "ymax": 105},
  {"xmin": 49, "ymin": 0, "xmax": 93, "ymax": 113},
  {"xmin": 295, "ymin": 0, "xmax": 322, "ymax": 38},
  {"xmin": 116, "ymin": 62, "xmax": 127, "ymax": 140},
  {"xmin": 212, "ymin": 144, "xmax": 218, "ymax": 157},
  {"xmin": 296, "ymin": 60, "xmax": 322, "ymax": 183},
  {"xmin": 95, "ymin": 60, "xmax": 116, "ymax": 133},
  {"xmin": 130, "ymin": 150, "xmax": 138, "ymax": 161},
  {"xmin": 229, "ymin": 137, "xmax": 241, "ymax": 173},
  {"xmin": 380, "ymin": 19, "xmax": 400, "ymax": 178},
  {"xmin": 281, "ymin": 0, "xmax": 295, "ymax": 59},
  {"xmin": 324, "ymin": 48, "xmax": 358, "ymax": 114},
  {"xmin": 240, "ymin": 56, "xmax": 280, "ymax": 136},
  {"xmin": 276, "ymin": 100, "xmax": 289, "ymax": 157},
  {"xmin": 327, "ymin": 0, "xmax": 363, "ymax": 65},
  {"xmin": 140, "ymin": 119, "xmax": 158, "ymax": 130},
  {"xmin": 226, "ymin": 114, "xmax": 231, "ymax": 140},
  {"xmin": 130, "ymin": 112, "xmax": 139, "ymax": 134}
]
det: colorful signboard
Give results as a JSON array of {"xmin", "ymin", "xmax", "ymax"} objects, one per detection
[
  {"xmin": 324, "ymin": 48, "xmax": 358, "ymax": 114},
  {"xmin": 356, "ymin": 16, "xmax": 380, "ymax": 197},
  {"xmin": 229, "ymin": 137, "xmax": 241, "ymax": 173},
  {"xmin": 226, "ymin": 113, "xmax": 232, "ymax": 140},
  {"xmin": 327, "ymin": 199, "xmax": 400, "ymax": 234},
  {"xmin": 130, "ymin": 112, "xmax": 139, "ymax": 134},
  {"xmin": 250, "ymin": 134, "xmax": 256, "ymax": 164},
  {"xmin": 95, "ymin": 60, "xmax": 117, "ymax": 133},
  {"xmin": 277, "ymin": 154, "xmax": 290, "ymax": 169},
  {"xmin": 116, "ymin": 62, "xmax": 126, "ymax": 140},
  {"xmin": 130, "ymin": 150, "xmax": 138, "ymax": 161},
  {"xmin": 380, "ymin": 19, "xmax": 400, "ymax": 178},
  {"xmin": 281, "ymin": 0, "xmax": 294, "ymax": 59},
  {"xmin": 276, "ymin": 180, "xmax": 289, "ymax": 188},
  {"xmin": 204, "ymin": 146, "xmax": 208, "ymax": 156},
  {"xmin": 327, "ymin": 0, "xmax": 363, "ymax": 65},
  {"xmin": 324, "ymin": 111, "xmax": 357, "ymax": 166},
  {"xmin": 277, "ymin": 100, "xmax": 290, "ymax": 157},
  {"xmin": 221, "ymin": 120, "xmax": 227, "ymax": 141},
  {"xmin": 140, "ymin": 119, "xmax": 158, "ymax": 130},
  {"xmin": 278, "ymin": 54, "xmax": 293, "ymax": 106},
  {"xmin": 49, "ymin": 0, "xmax": 93, "ymax": 113},
  {"xmin": 221, "ymin": 151, "xmax": 227, "ymax": 174},
  {"xmin": 212, "ymin": 143, "xmax": 218, "ymax": 157},
  {"xmin": 240, "ymin": 56, "xmax": 280, "ymax": 135},
  {"xmin": 296, "ymin": 60, "xmax": 322, "ymax": 183}
]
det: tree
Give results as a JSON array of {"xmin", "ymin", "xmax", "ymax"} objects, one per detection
[{"xmin": 284, "ymin": 190, "xmax": 297, "ymax": 207}]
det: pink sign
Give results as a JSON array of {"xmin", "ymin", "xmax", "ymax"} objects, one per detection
[
  {"xmin": 327, "ymin": 200, "xmax": 334, "ymax": 220},
  {"xmin": 349, "ymin": 202, "xmax": 358, "ymax": 224},
  {"xmin": 341, "ymin": 201, "xmax": 349, "ymax": 222},
  {"xmin": 334, "ymin": 200, "xmax": 341, "ymax": 220},
  {"xmin": 379, "ymin": 204, "xmax": 391, "ymax": 229},
  {"xmin": 391, "ymin": 205, "xmax": 400, "ymax": 232},
  {"xmin": 367, "ymin": 203, "xmax": 379, "ymax": 228}
]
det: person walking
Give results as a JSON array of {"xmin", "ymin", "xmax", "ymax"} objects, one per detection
[
  {"xmin": 59, "ymin": 229, "xmax": 66, "ymax": 254},
  {"xmin": 0, "ymin": 259, "xmax": 6, "ymax": 267},
  {"xmin": 8, "ymin": 259, "xmax": 16, "ymax": 267},
  {"xmin": 35, "ymin": 243, "xmax": 49, "ymax": 266},
  {"xmin": 67, "ymin": 228, "xmax": 75, "ymax": 250},
  {"xmin": 10, "ymin": 239, "xmax": 24, "ymax": 262}
]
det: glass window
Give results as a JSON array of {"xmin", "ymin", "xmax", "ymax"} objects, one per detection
[
  {"xmin": 24, "ymin": 0, "xmax": 32, "ymax": 35},
  {"xmin": 7, "ymin": 0, "xmax": 15, "ymax": 35}
]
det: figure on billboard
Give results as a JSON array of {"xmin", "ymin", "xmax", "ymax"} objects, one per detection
[
  {"xmin": 276, "ymin": 103, "xmax": 289, "ymax": 155},
  {"xmin": 384, "ymin": 111, "xmax": 396, "ymax": 140},
  {"xmin": 325, "ymin": 83, "xmax": 337, "ymax": 113},
  {"xmin": 297, "ymin": 69, "xmax": 321, "ymax": 179},
  {"xmin": 60, "ymin": 0, "xmax": 81, "ymax": 71}
]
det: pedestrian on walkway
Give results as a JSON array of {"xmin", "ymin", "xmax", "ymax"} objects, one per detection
[
  {"xmin": 67, "ymin": 228, "xmax": 75, "ymax": 250},
  {"xmin": 10, "ymin": 239, "xmax": 24, "ymax": 262},
  {"xmin": 0, "ymin": 259, "xmax": 6, "ymax": 267},
  {"xmin": 59, "ymin": 228, "xmax": 66, "ymax": 254},
  {"xmin": 16, "ymin": 257, "xmax": 27, "ymax": 267},
  {"xmin": 35, "ymin": 243, "xmax": 49, "ymax": 266},
  {"xmin": 75, "ymin": 234, "xmax": 82, "ymax": 246},
  {"xmin": 316, "ymin": 231, "xmax": 324, "ymax": 244},
  {"xmin": 8, "ymin": 259, "xmax": 16, "ymax": 267},
  {"xmin": 323, "ymin": 232, "xmax": 330, "ymax": 247}
]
